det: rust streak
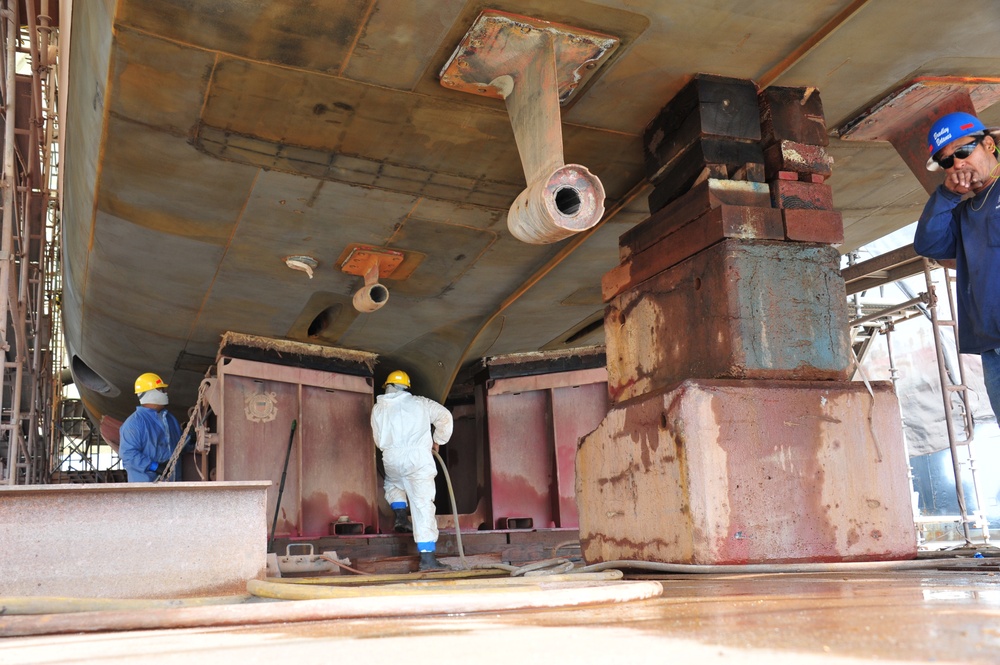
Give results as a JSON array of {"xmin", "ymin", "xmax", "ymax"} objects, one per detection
[
  {"xmin": 338, "ymin": 0, "xmax": 378, "ymax": 79},
  {"xmin": 181, "ymin": 169, "xmax": 261, "ymax": 351},
  {"xmin": 758, "ymin": 0, "xmax": 873, "ymax": 88}
]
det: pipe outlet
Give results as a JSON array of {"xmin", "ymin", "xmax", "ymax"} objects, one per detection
[
  {"xmin": 352, "ymin": 282, "xmax": 389, "ymax": 313},
  {"xmin": 507, "ymin": 164, "xmax": 606, "ymax": 244}
]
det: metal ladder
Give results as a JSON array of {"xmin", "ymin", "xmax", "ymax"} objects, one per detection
[{"xmin": 921, "ymin": 259, "xmax": 990, "ymax": 546}]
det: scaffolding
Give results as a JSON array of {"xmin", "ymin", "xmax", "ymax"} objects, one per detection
[
  {"xmin": 0, "ymin": 1, "xmax": 59, "ymax": 484},
  {"xmin": 845, "ymin": 244, "xmax": 993, "ymax": 548}
]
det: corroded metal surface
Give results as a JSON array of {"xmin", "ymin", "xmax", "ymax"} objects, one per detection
[
  {"xmin": 837, "ymin": 77, "xmax": 1000, "ymax": 193},
  {"xmin": 605, "ymin": 239, "xmax": 851, "ymax": 404},
  {"xmin": 507, "ymin": 163, "xmax": 606, "ymax": 244},
  {"xmin": 0, "ymin": 482, "xmax": 269, "ymax": 598},
  {"xmin": 439, "ymin": 10, "xmax": 618, "ymax": 105},
  {"xmin": 61, "ymin": 2, "xmax": 1000, "ymax": 423},
  {"xmin": 483, "ymin": 368, "xmax": 608, "ymax": 529},
  {"xmin": 216, "ymin": 358, "xmax": 378, "ymax": 538},
  {"xmin": 577, "ymin": 379, "xmax": 915, "ymax": 565}
]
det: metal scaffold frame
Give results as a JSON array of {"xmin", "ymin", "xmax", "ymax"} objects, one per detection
[
  {"xmin": 845, "ymin": 244, "xmax": 993, "ymax": 548},
  {"xmin": 0, "ymin": 0, "xmax": 59, "ymax": 484}
]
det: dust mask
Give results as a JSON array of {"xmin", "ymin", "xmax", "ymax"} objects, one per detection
[{"xmin": 140, "ymin": 389, "xmax": 169, "ymax": 406}]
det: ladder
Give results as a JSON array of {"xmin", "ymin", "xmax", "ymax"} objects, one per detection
[{"xmin": 922, "ymin": 259, "xmax": 990, "ymax": 546}]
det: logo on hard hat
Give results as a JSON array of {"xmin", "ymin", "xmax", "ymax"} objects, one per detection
[{"xmin": 932, "ymin": 127, "xmax": 952, "ymax": 148}]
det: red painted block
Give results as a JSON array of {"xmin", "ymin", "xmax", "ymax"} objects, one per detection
[
  {"xmin": 605, "ymin": 239, "xmax": 851, "ymax": 402},
  {"xmin": 764, "ymin": 140, "xmax": 833, "ymax": 179},
  {"xmin": 217, "ymin": 358, "xmax": 379, "ymax": 538},
  {"xmin": 759, "ymin": 86, "xmax": 829, "ymax": 146},
  {"xmin": 604, "ymin": 205, "xmax": 784, "ymax": 302},
  {"xmin": 577, "ymin": 379, "xmax": 916, "ymax": 565},
  {"xmin": 770, "ymin": 179, "xmax": 834, "ymax": 210},
  {"xmin": 480, "ymin": 368, "xmax": 608, "ymax": 529},
  {"xmin": 623, "ymin": 178, "xmax": 772, "ymax": 260},
  {"xmin": 783, "ymin": 208, "xmax": 844, "ymax": 245}
]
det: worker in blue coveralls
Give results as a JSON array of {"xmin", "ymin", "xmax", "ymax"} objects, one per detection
[
  {"xmin": 119, "ymin": 372, "xmax": 183, "ymax": 482},
  {"xmin": 371, "ymin": 369, "xmax": 453, "ymax": 571},
  {"xmin": 914, "ymin": 111, "xmax": 1000, "ymax": 420}
]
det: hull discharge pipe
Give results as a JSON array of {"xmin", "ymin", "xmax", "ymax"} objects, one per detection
[{"xmin": 439, "ymin": 11, "xmax": 614, "ymax": 244}]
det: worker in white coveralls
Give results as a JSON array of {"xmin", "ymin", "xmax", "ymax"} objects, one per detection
[
  {"xmin": 119, "ymin": 372, "xmax": 183, "ymax": 482},
  {"xmin": 371, "ymin": 369, "xmax": 454, "ymax": 571}
]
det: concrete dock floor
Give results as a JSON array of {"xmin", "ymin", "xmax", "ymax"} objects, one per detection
[{"xmin": 2, "ymin": 569, "xmax": 998, "ymax": 664}]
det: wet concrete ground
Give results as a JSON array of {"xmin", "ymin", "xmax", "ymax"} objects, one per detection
[{"xmin": 3, "ymin": 569, "xmax": 999, "ymax": 664}]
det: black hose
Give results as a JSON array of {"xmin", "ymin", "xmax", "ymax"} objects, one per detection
[{"xmin": 268, "ymin": 419, "xmax": 297, "ymax": 554}]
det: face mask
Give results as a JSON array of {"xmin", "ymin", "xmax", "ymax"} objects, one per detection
[{"xmin": 140, "ymin": 389, "xmax": 169, "ymax": 406}]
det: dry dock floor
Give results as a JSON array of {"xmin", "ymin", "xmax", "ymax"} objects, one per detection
[{"xmin": 2, "ymin": 569, "xmax": 999, "ymax": 664}]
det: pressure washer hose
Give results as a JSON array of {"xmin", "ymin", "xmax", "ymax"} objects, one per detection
[{"xmin": 433, "ymin": 448, "xmax": 467, "ymax": 568}]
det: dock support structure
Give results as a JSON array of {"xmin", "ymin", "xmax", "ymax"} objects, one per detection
[{"xmin": 578, "ymin": 75, "xmax": 916, "ymax": 564}]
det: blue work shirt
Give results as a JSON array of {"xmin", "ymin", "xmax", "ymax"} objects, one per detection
[
  {"xmin": 119, "ymin": 406, "xmax": 183, "ymax": 482},
  {"xmin": 914, "ymin": 182, "xmax": 1000, "ymax": 355}
]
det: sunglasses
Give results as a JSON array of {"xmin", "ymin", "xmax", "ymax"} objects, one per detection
[{"xmin": 935, "ymin": 137, "xmax": 982, "ymax": 170}]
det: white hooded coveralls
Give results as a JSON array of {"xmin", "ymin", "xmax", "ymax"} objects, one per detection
[{"xmin": 371, "ymin": 389, "xmax": 453, "ymax": 547}]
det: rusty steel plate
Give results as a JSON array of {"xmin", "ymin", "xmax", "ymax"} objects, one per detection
[
  {"xmin": 337, "ymin": 244, "xmax": 406, "ymax": 278},
  {"xmin": 838, "ymin": 76, "xmax": 1000, "ymax": 142},
  {"xmin": 439, "ymin": 10, "xmax": 619, "ymax": 105}
]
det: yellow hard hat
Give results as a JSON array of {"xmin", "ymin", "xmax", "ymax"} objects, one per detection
[
  {"xmin": 383, "ymin": 370, "xmax": 410, "ymax": 388},
  {"xmin": 134, "ymin": 372, "xmax": 168, "ymax": 394}
]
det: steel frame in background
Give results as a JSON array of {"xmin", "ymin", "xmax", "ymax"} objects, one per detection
[
  {"xmin": 844, "ymin": 246, "xmax": 992, "ymax": 547},
  {"xmin": 0, "ymin": 0, "xmax": 60, "ymax": 484}
]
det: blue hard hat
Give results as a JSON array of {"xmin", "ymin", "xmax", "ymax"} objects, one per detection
[{"xmin": 926, "ymin": 112, "xmax": 986, "ymax": 170}]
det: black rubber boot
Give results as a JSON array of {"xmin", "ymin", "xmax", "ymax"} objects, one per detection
[
  {"xmin": 418, "ymin": 551, "xmax": 448, "ymax": 571},
  {"xmin": 393, "ymin": 507, "xmax": 412, "ymax": 533}
]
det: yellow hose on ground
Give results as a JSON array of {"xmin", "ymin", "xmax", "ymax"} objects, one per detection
[
  {"xmin": 0, "ymin": 581, "xmax": 664, "ymax": 637},
  {"xmin": 260, "ymin": 570, "xmax": 622, "ymax": 589},
  {"xmin": 248, "ymin": 573, "xmax": 628, "ymax": 600}
]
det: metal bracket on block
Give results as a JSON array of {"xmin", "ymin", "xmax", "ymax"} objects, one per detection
[
  {"xmin": 440, "ymin": 11, "xmax": 617, "ymax": 244},
  {"xmin": 837, "ymin": 76, "xmax": 1000, "ymax": 193},
  {"xmin": 339, "ymin": 244, "xmax": 403, "ymax": 313},
  {"xmin": 266, "ymin": 544, "xmax": 350, "ymax": 577},
  {"xmin": 339, "ymin": 245, "xmax": 405, "ymax": 280}
]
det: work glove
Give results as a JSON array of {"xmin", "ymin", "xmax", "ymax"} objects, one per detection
[{"xmin": 147, "ymin": 461, "xmax": 158, "ymax": 472}]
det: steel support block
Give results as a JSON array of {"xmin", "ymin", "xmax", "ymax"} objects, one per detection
[
  {"xmin": 0, "ymin": 482, "xmax": 269, "ymax": 598},
  {"xmin": 605, "ymin": 239, "xmax": 851, "ymax": 404},
  {"xmin": 577, "ymin": 379, "xmax": 916, "ymax": 565}
]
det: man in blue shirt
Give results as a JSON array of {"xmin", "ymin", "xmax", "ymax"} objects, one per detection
[
  {"xmin": 914, "ymin": 111, "xmax": 1000, "ymax": 419},
  {"xmin": 119, "ymin": 372, "xmax": 183, "ymax": 482}
]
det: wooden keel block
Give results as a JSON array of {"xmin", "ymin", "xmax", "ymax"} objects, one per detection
[
  {"xmin": 759, "ymin": 85, "xmax": 829, "ymax": 147},
  {"xmin": 782, "ymin": 208, "xmax": 845, "ymax": 245},
  {"xmin": 763, "ymin": 140, "xmax": 834, "ymax": 179},
  {"xmin": 647, "ymin": 138, "xmax": 765, "ymax": 213},
  {"xmin": 624, "ymin": 178, "xmax": 772, "ymax": 260},
  {"xmin": 605, "ymin": 205, "xmax": 784, "ymax": 302},
  {"xmin": 644, "ymin": 73, "xmax": 761, "ymax": 184},
  {"xmin": 770, "ymin": 179, "xmax": 835, "ymax": 210}
]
